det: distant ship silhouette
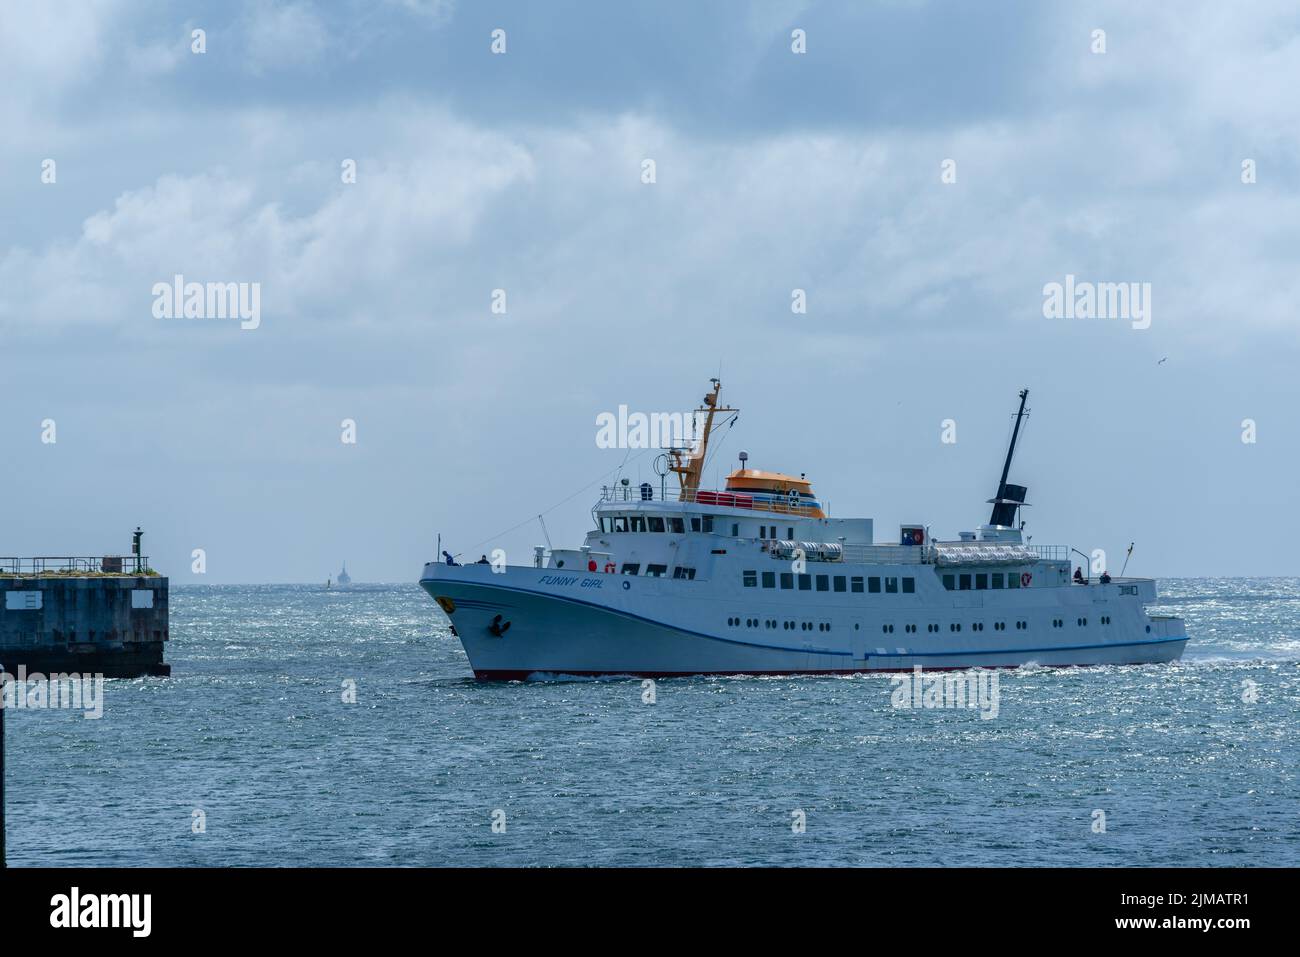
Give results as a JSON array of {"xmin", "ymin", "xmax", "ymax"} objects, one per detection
[{"xmin": 336, "ymin": 562, "xmax": 352, "ymax": 587}]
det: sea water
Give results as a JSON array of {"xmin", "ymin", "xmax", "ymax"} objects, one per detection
[{"xmin": 5, "ymin": 579, "xmax": 1297, "ymax": 866}]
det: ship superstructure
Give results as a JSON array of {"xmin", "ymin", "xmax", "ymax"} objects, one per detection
[{"xmin": 421, "ymin": 381, "xmax": 1187, "ymax": 679}]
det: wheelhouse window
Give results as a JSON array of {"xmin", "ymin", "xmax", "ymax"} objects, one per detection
[
  {"xmin": 629, "ymin": 516, "xmax": 646, "ymax": 533},
  {"xmin": 672, "ymin": 566, "xmax": 696, "ymax": 580},
  {"xmin": 621, "ymin": 563, "xmax": 640, "ymax": 575},
  {"xmin": 975, "ymin": 573, "xmax": 988, "ymax": 590},
  {"xmin": 600, "ymin": 517, "xmax": 612, "ymax": 533},
  {"xmin": 959, "ymin": 573, "xmax": 972, "ymax": 590},
  {"xmin": 868, "ymin": 577, "xmax": 881, "ymax": 594},
  {"xmin": 833, "ymin": 576, "xmax": 847, "ymax": 593},
  {"xmin": 731, "ymin": 523, "xmax": 739, "ymax": 537},
  {"xmin": 943, "ymin": 574, "xmax": 955, "ymax": 590},
  {"xmin": 702, "ymin": 516, "xmax": 714, "ymax": 533},
  {"xmin": 612, "ymin": 516, "xmax": 628, "ymax": 533},
  {"xmin": 742, "ymin": 570, "xmax": 758, "ymax": 587},
  {"xmin": 902, "ymin": 577, "xmax": 915, "ymax": 594},
  {"xmin": 815, "ymin": 575, "xmax": 829, "ymax": 592},
  {"xmin": 690, "ymin": 517, "xmax": 701, "ymax": 532},
  {"xmin": 645, "ymin": 564, "xmax": 667, "ymax": 577},
  {"xmin": 761, "ymin": 571, "xmax": 775, "ymax": 588},
  {"xmin": 668, "ymin": 517, "xmax": 685, "ymax": 534},
  {"xmin": 885, "ymin": 577, "xmax": 898, "ymax": 594},
  {"xmin": 850, "ymin": 576, "xmax": 864, "ymax": 593},
  {"xmin": 797, "ymin": 574, "xmax": 812, "ymax": 591},
  {"xmin": 992, "ymin": 572, "xmax": 1004, "ymax": 589},
  {"xmin": 1008, "ymin": 572, "xmax": 1021, "ymax": 589},
  {"xmin": 780, "ymin": 572, "xmax": 794, "ymax": 590},
  {"xmin": 648, "ymin": 516, "xmax": 665, "ymax": 533}
]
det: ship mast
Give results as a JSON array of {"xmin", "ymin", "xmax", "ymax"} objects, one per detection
[
  {"xmin": 988, "ymin": 388, "xmax": 1030, "ymax": 526},
  {"xmin": 669, "ymin": 379, "xmax": 737, "ymax": 498}
]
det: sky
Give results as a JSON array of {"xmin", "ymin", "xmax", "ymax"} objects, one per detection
[{"xmin": 2, "ymin": 0, "xmax": 1298, "ymax": 583}]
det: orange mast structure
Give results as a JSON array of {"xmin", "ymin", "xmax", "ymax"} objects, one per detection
[{"xmin": 668, "ymin": 379, "xmax": 737, "ymax": 499}]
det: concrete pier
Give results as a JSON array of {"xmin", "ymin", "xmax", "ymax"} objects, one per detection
[{"xmin": 0, "ymin": 556, "xmax": 169, "ymax": 678}]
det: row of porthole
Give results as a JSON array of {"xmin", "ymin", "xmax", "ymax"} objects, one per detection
[
  {"xmin": 899, "ymin": 621, "xmax": 1050, "ymax": 634},
  {"xmin": 729, "ymin": 617, "xmax": 836, "ymax": 632},
  {"xmin": 733, "ymin": 617, "xmax": 1139, "ymax": 634}
]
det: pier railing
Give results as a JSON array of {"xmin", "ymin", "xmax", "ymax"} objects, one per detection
[{"xmin": 0, "ymin": 556, "xmax": 155, "ymax": 576}]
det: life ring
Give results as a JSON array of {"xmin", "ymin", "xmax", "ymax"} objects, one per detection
[
  {"xmin": 1021, "ymin": 572, "xmax": 1032, "ymax": 587},
  {"xmin": 587, "ymin": 559, "xmax": 597, "ymax": 572},
  {"xmin": 604, "ymin": 561, "xmax": 616, "ymax": 574}
]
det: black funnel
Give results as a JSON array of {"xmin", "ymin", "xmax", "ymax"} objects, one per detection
[{"xmin": 989, "ymin": 483, "xmax": 1028, "ymax": 527}]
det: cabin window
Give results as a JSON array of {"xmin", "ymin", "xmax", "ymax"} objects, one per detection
[
  {"xmin": 668, "ymin": 517, "xmax": 685, "ymax": 533},
  {"xmin": 902, "ymin": 577, "xmax": 915, "ymax": 594},
  {"xmin": 673, "ymin": 566, "xmax": 696, "ymax": 580},
  {"xmin": 645, "ymin": 564, "xmax": 667, "ymax": 577},
  {"xmin": 612, "ymin": 516, "xmax": 628, "ymax": 533},
  {"xmin": 702, "ymin": 516, "xmax": 715, "ymax": 533},
  {"xmin": 787, "ymin": 527, "xmax": 794, "ymax": 539},
  {"xmin": 648, "ymin": 516, "xmax": 665, "ymax": 533},
  {"xmin": 975, "ymin": 573, "xmax": 988, "ymax": 590},
  {"xmin": 797, "ymin": 574, "xmax": 812, "ymax": 591},
  {"xmin": 621, "ymin": 563, "xmax": 640, "ymax": 575},
  {"xmin": 943, "ymin": 574, "xmax": 955, "ymax": 590},
  {"xmin": 780, "ymin": 573, "xmax": 794, "ymax": 589},
  {"xmin": 742, "ymin": 570, "xmax": 758, "ymax": 587},
  {"xmin": 885, "ymin": 577, "xmax": 898, "ymax": 594},
  {"xmin": 630, "ymin": 516, "xmax": 647, "ymax": 532},
  {"xmin": 815, "ymin": 575, "xmax": 829, "ymax": 592},
  {"xmin": 868, "ymin": 577, "xmax": 881, "ymax": 594},
  {"xmin": 761, "ymin": 571, "xmax": 775, "ymax": 588},
  {"xmin": 850, "ymin": 576, "xmax": 864, "ymax": 593},
  {"xmin": 731, "ymin": 523, "xmax": 739, "ymax": 537},
  {"xmin": 833, "ymin": 576, "xmax": 846, "ymax": 593},
  {"xmin": 1008, "ymin": 572, "xmax": 1020, "ymax": 589},
  {"xmin": 991, "ymin": 572, "xmax": 1004, "ymax": 589},
  {"xmin": 690, "ymin": 517, "xmax": 701, "ymax": 532},
  {"xmin": 959, "ymin": 573, "xmax": 972, "ymax": 590}
]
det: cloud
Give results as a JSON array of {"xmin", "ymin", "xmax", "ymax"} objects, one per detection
[
  {"xmin": 385, "ymin": 0, "xmax": 455, "ymax": 24},
  {"xmin": 6, "ymin": 89, "xmax": 1300, "ymax": 356},
  {"xmin": 242, "ymin": 1, "xmax": 333, "ymax": 74}
]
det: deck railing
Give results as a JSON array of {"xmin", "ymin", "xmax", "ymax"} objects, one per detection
[{"xmin": 598, "ymin": 484, "xmax": 816, "ymax": 514}]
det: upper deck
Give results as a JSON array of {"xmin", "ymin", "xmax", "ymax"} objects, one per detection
[{"xmin": 596, "ymin": 483, "xmax": 817, "ymax": 516}]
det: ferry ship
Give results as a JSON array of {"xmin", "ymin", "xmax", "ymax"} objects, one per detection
[{"xmin": 420, "ymin": 381, "xmax": 1187, "ymax": 680}]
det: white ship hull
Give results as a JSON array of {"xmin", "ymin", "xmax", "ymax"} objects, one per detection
[{"xmin": 420, "ymin": 564, "xmax": 1187, "ymax": 680}]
